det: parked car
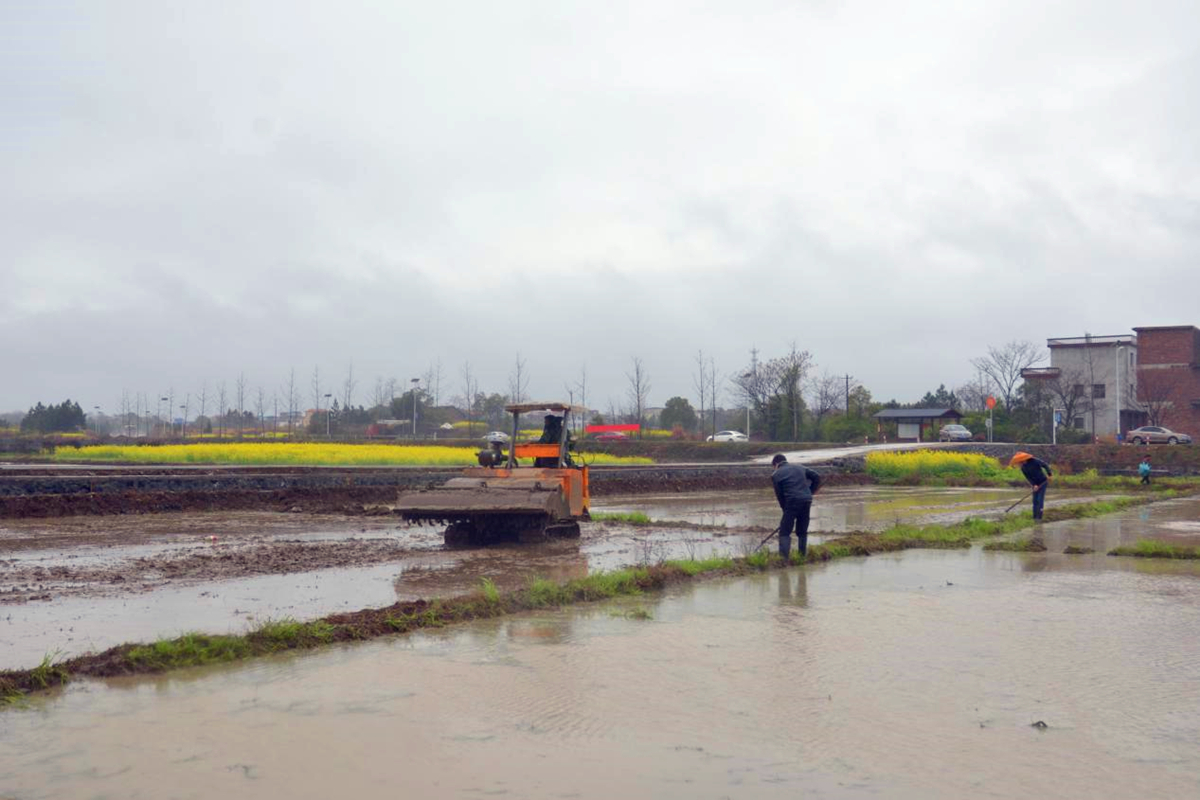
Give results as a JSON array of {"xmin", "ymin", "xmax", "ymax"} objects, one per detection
[
  {"xmin": 484, "ymin": 431, "xmax": 510, "ymax": 444},
  {"xmin": 1125, "ymin": 426, "xmax": 1193, "ymax": 445},
  {"xmin": 707, "ymin": 430, "xmax": 749, "ymax": 442},
  {"xmin": 593, "ymin": 431, "xmax": 628, "ymax": 442},
  {"xmin": 938, "ymin": 424, "xmax": 973, "ymax": 442}
]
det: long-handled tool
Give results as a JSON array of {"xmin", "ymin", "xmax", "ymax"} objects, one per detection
[
  {"xmin": 1004, "ymin": 489, "xmax": 1034, "ymax": 514},
  {"xmin": 753, "ymin": 526, "xmax": 782, "ymax": 553}
]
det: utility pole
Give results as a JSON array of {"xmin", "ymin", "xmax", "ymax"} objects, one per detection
[{"xmin": 845, "ymin": 374, "xmax": 851, "ymax": 413}]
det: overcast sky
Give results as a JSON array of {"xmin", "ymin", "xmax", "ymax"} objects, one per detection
[{"xmin": 3, "ymin": 0, "xmax": 1198, "ymax": 416}]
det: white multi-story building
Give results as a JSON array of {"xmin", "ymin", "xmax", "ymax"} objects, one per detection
[{"xmin": 1023, "ymin": 334, "xmax": 1143, "ymax": 438}]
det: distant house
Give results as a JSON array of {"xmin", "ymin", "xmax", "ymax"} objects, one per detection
[
  {"xmin": 1022, "ymin": 334, "xmax": 1142, "ymax": 438},
  {"xmin": 872, "ymin": 408, "xmax": 962, "ymax": 442}
]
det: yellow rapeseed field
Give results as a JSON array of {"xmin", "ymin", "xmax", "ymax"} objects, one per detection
[
  {"xmin": 55, "ymin": 442, "xmax": 654, "ymax": 466},
  {"xmin": 865, "ymin": 449, "xmax": 1018, "ymax": 482}
]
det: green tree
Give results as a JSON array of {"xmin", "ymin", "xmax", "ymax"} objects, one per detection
[
  {"xmin": 918, "ymin": 384, "xmax": 960, "ymax": 408},
  {"xmin": 20, "ymin": 399, "xmax": 86, "ymax": 433},
  {"xmin": 658, "ymin": 396, "xmax": 698, "ymax": 432}
]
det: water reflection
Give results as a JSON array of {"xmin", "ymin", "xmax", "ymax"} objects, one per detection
[
  {"xmin": 597, "ymin": 486, "xmax": 1043, "ymax": 532},
  {"xmin": 3, "ymin": 553, "xmax": 1198, "ymax": 799}
]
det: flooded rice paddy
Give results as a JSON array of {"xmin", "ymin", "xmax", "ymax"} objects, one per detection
[
  {"xmin": 3, "ymin": 545, "xmax": 1200, "ymax": 798},
  {"xmin": 3, "ymin": 487, "xmax": 1199, "ymax": 670}
]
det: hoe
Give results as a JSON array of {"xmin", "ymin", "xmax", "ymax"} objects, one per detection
[{"xmin": 395, "ymin": 402, "xmax": 590, "ymax": 546}]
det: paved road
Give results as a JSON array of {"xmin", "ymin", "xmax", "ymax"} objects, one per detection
[{"xmin": 756, "ymin": 441, "xmax": 997, "ymax": 465}]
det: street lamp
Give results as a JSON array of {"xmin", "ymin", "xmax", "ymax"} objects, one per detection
[
  {"xmin": 159, "ymin": 396, "xmax": 168, "ymax": 438},
  {"xmin": 179, "ymin": 405, "xmax": 186, "ymax": 438},
  {"xmin": 323, "ymin": 393, "xmax": 332, "ymax": 438},
  {"xmin": 410, "ymin": 378, "xmax": 420, "ymax": 438}
]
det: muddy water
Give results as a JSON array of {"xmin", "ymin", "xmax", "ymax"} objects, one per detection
[
  {"xmin": 4, "ymin": 549, "xmax": 1199, "ymax": 799},
  {"xmin": 0, "ymin": 488, "xmax": 1185, "ymax": 669},
  {"xmin": 599, "ymin": 485, "xmax": 1091, "ymax": 530}
]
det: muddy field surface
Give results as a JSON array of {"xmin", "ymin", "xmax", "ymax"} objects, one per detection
[
  {"xmin": 4, "ymin": 486, "xmax": 1199, "ymax": 670},
  {"xmin": 0, "ymin": 511, "xmax": 427, "ymax": 604}
]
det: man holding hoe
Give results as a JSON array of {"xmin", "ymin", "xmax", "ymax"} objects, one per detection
[
  {"xmin": 771, "ymin": 454, "xmax": 822, "ymax": 559},
  {"xmin": 1010, "ymin": 452, "xmax": 1053, "ymax": 520}
]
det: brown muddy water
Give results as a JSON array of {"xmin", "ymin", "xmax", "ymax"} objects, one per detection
[
  {"xmin": 0, "ymin": 488, "xmax": 1187, "ymax": 670},
  {"xmin": 3, "ymin": 549, "xmax": 1200, "ymax": 798}
]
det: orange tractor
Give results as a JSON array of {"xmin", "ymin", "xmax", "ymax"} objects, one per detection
[{"xmin": 395, "ymin": 402, "xmax": 590, "ymax": 546}]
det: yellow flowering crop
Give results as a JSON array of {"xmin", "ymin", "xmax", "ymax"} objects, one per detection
[
  {"xmin": 55, "ymin": 442, "xmax": 653, "ymax": 467},
  {"xmin": 866, "ymin": 450, "xmax": 1020, "ymax": 481}
]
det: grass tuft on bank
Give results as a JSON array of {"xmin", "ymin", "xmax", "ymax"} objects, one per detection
[
  {"xmin": 591, "ymin": 511, "xmax": 653, "ymax": 525},
  {"xmin": 1108, "ymin": 539, "xmax": 1200, "ymax": 559}
]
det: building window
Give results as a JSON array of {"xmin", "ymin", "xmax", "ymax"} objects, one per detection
[
  {"xmin": 1073, "ymin": 417, "xmax": 1085, "ymax": 429},
  {"xmin": 1073, "ymin": 384, "xmax": 1085, "ymax": 398},
  {"xmin": 1092, "ymin": 384, "xmax": 1106, "ymax": 399}
]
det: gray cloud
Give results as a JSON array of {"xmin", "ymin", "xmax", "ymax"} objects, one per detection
[{"xmin": 2, "ymin": 0, "xmax": 1198, "ymax": 413}]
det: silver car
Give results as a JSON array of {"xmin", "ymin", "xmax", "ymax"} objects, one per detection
[
  {"xmin": 1126, "ymin": 426, "xmax": 1192, "ymax": 445},
  {"xmin": 938, "ymin": 424, "xmax": 972, "ymax": 442}
]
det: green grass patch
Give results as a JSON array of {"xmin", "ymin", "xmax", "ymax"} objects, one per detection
[
  {"xmin": 1108, "ymin": 539, "xmax": 1200, "ymax": 559},
  {"xmin": 590, "ymin": 511, "xmax": 653, "ymax": 525},
  {"xmin": 983, "ymin": 537, "xmax": 1048, "ymax": 552},
  {"xmin": 480, "ymin": 578, "xmax": 501, "ymax": 605},
  {"xmin": 664, "ymin": 556, "xmax": 735, "ymax": 576},
  {"xmin": 126, "ymin": 632, "xmax": 254, "ymax": 670}
]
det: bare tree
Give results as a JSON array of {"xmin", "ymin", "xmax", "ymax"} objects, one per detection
[
  {"xmin": 217, "ymin": 382, "xmax": 228, "ymax": 439},
  {"xmin": 255, "ymin": 387, "xmax": 267, "ymax": 436},
  {"xmin": 234, "ymin": 373, "xmax": 247, "ymax": 438},
  {"xmin": 954, "ymin": 370, "xmax": 991, "ymax": 413},
  {"xmin": 371, "ymin": 376, "xmax": 388, "ymax": 413},
  {"xmin": 625, "ymin": 357, "xmax": 651, "ymax": 436},
  {"xmin": 341, "ymin": 363, "xmax": 356, "ymax": 411},
  {"xmin": 167, "ymin": 387, "xmax": 175, "ymax": 438},
  {"xmin": 693, "ymin": 350, "xmax": 709, "ymax": 434},
  {"xmin": 424, "ymin": 359, "xmax": 444, "ymax": 408},
  {"xmin": 284, "ymin": 368, "xmax": 300, "ymax": 435},
  {"xmin": 1136, "ymin": 369, "xmax": 1178, "ymax": 427},
  {"xmin": 730, "ymin": 347, "xmax": 772, "ymax": 431},
  {"xmin": 971, "ymin": 340, "xmax": 1045, "ymax": 410},
  {"xmin": 508, "ymin": 352, "xmax": 529, "ymax": 404},
  {"xmin": 197, "ymin": 382, "xmax": 208, "ymax": 429},
  {"xmin": 777, "ymin": 343, "xmax": 813, "ymax": 441},
  {"xmin": 707, "ymin": 354, "xmax": 719, "ymax": 437},
  {"xmin": 120, "ymin": 390, "xmax": 134, "ymax": 437},
  {"xmin": 809, "ymin": 371, "xmax": 844, "ymax": 437},
  {"xmin": 461, "ymin": 361, "xmax": 478, "ymax": 437},
  {"xmin": 1045, "ymin": 366, "xmax": 1090, "ymax": 431}
]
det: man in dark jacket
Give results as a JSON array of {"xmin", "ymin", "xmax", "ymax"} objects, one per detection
[
  {"xmin": 1011, "ymin": 452, "xmax": 1053, "ymax": 520},
  {"xmin": 771, "ymin": 454, "xmax": 822, "ymax": 559}
]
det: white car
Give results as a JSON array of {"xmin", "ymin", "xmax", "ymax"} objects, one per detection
[{"xmin": 707, "ymin": 430, "xmax": 749, "ymax": 442}]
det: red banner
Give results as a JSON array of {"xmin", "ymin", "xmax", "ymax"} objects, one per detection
[{"xmin": 585, "ymin": 424, "xmax": 641, "ymax": 433}]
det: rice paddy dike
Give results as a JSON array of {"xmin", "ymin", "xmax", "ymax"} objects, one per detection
[
  {"xmin": 2, "ymin": 488, "xmax": 1193, "ymax": 704},
  {"xmin": 4, "ymin": 440, "xmax": 1200, "ymax": 520}
]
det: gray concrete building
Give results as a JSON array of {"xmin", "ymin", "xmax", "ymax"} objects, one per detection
[{"xmin": 1022, "ymin": 334, "xmax": 1143, "ymax": 440}]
